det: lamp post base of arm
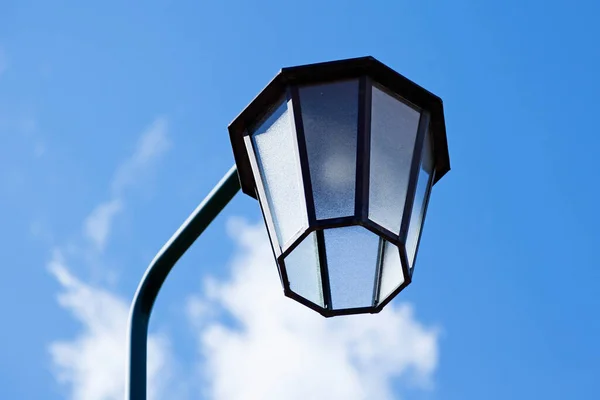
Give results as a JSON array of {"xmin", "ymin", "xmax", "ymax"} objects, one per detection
[{"xmin": 126, "ymin": 165, "xmax": 240, "ymax": 400}]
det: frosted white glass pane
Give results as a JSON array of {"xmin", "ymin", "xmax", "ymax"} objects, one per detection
[
  {"xmin": 284, "ymin": 233, "xmax": 323, "ymax": 307},
  {"xmin": 378, "ymin": 241, "xmax": 405, "ymax": 303},
  {"xmin": 299, "ymin": 81, "xmax": 358, "ymax": 220},
  {"xmin": 406, "ymin": 130, "xmax": 434, "ymax": 270},
  {"xmin": 324, "ymin": 226, "xmax": 379, "ymax": 309},
  {"xmin": 252, "ymin": 100, "xmax": 306, "ymax": 246},
  {"xmin": 369, "ymin": 86, "xmax": 420, "ymax": 233}
]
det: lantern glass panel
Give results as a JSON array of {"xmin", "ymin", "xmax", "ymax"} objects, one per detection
[
  {"xmin": 377, "ymin": 240, "xmax": 405, "ymax": 303},
  {"xmin": 406, "ymin": 129, "xmax": 434, "ymax": 271},
  {"xmin": 323, "ymin": 226, "xmax": 379, "ymax": 309},
  {"xmin": 368, "ymin": 85, "xmax": 421, "ymax": 234},
  {"xmin": 251, "ymin": 99, "xmax": 307, "ymax": 246},
  {"xmin": 283, "ymin": 232, "xmax": 324, "ymax": 307},
  {"xmin": 298, "ymin": 80, "xmax": 359, "ymax": 220}
]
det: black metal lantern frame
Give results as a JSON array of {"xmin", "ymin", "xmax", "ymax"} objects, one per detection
[{"xmin": 229, "ymin": 56, "xmax": 450, "ymax": 317}]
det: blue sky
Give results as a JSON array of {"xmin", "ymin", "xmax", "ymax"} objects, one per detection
[{"xmin": 1, "ymin": 1, "xmax": 599, "ymax": 399}]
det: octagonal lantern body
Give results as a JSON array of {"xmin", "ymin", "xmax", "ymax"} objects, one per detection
[{"xmin": 228, "ymin": 57, "xmax": 450, "ymax": 317}]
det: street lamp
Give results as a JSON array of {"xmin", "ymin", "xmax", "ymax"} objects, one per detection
[
  {"xmin": 229, "ymin": 56, "xmax": 449, "ymax": 315},
  {"xmin": 127, "ymin": 56, "xmax": 449, "ymax": 399}
]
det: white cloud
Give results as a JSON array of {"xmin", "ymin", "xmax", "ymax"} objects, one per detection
[
  {"xmin": 48, "ymin": 251, "xmax": 172, "ymax": 400},
  {"xmin": 81, "ymin": 117, "xmax": 170, "ymax": 252},
  {"xmin": 48, "ymin": 116, "xmax": 175, "ymax": 399},
  {"xmin": 111, "ymin": 117, "xmax": 170, "ymax": 195},
  {"xmin": 83, "ymin": 199, "xmax": 123, "ymax": 252},
  {"xmin": 188, "ymin": 219, "xmax": 440, "ymax": 400}
]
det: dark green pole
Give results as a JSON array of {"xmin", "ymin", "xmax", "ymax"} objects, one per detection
[{"xmin": 126, "ymin": 165, "xmax": 241, "ymax": 400}]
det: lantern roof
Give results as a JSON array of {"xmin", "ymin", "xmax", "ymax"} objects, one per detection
[{"xmin": 228, "ymin": 56, "xmax": 450, "ymax": 199}]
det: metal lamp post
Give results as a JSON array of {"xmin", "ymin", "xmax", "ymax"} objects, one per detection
[{"xmin": 127, "ymin": 56, "xmax": 450, "ymax": 399}]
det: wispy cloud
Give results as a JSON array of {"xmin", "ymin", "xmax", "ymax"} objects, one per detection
[
  {"xmin": 83, "ymin": 199, "xmax": 123, "ymax": 252},
  {"xmin": 188, "ymin": 219, "xmax": 440, "ymax": 400},
  {"xmin": 83, "ymin": 117, "xmax": 170, "ymax": 251},
  {"xmin": 111, "ymin": 117, "xmax": 170, "ymax": 195},
  {"xmin": 49, "ymin": 116, "xmax": 174, "ymax": 399},
  {"xmin": 48, "ymin": 251, "xmax": 172, "ymax": 400}
]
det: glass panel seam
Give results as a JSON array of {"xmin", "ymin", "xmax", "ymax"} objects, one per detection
[
  {"xmin": 371, "ymin": 238, "xmax": 385, "ymax": 307},
  {"xmin": 355, "ymin": 76, "xmax": 372, "ymax": 222},
  {"xmin": 399, "ymin": 111, "xmax": 430, "ymax": 241},
  {"xmin": 316, "ymin": 230, "xmax": 332, "ymax": 310}
]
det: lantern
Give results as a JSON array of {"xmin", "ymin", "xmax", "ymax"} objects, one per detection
[{"xmin": 228, "ymin": 56, "xmax": 450, "ymax": 316}]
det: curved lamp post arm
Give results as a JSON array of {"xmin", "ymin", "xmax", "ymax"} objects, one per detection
[{"xmin": 126, "ymin": 165, "xmax": 241, "ymax": 400}]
